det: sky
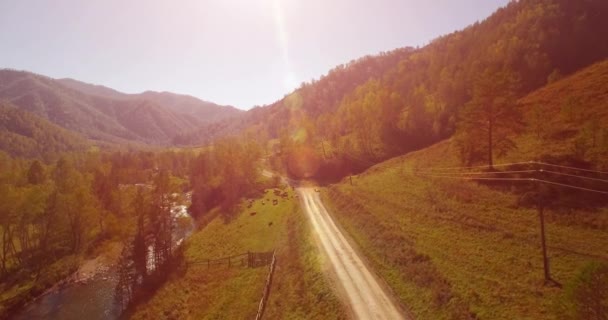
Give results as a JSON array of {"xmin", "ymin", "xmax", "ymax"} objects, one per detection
[{"xmin": 0, "ymin": 0, "xmax": 509, "ymax": 110}]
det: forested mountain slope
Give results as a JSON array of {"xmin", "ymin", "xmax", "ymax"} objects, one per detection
[
  {"xmin": 0, "ymin": 102, "xmax": 90, "ymax": 160},
  {"xmin": 174, "ymin": 47, "xmax": 415, "ymax": 144},
  {"xmin": 0, "ymin": 70, "xmax": 239, "ymax": 145},
  {"xmin": 57, "ymin": 78, "xmax": 241, "ymax": 124},
  {"xmin": 321, "ymin": 58, "xmax": 608, "ymax": 320},
  {"xmin": 183, "ymin": 0, "xmax": 608, "ymax": 175}
]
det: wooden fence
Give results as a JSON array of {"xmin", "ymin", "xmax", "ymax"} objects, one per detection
[
  {"xmin": 189, "ymin": 251, "xmax": 274, "ymax": 269},
  {"xmin": 255, "ymin": 250, "xmax": 276, "ymax": 320}
]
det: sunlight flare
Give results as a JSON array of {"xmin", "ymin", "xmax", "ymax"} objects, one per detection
[{"xmin": 271, "ymin": 0, "xmax": 297, "ymax": 90}]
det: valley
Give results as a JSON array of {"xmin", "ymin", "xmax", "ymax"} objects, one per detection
[{"xmin": 1, "ymin": 0, "xmax": 608, "ymax": 319}]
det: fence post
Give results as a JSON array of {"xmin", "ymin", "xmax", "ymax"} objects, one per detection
[{"xmin": 255, "ymin": 250, "xmax": 277, "ymax": 320}]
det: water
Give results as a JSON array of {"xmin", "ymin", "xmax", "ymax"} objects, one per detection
[
  {"xmin": 11, "ymin": 197, "xmax": 194, "ymax": 320},
  {"xmin": 11, "ymin": 276, "xmax": 119, "ymax": 320}
]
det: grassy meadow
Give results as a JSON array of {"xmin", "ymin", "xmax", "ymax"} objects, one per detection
[
  {"xmin": 129, "ymin": 185, "xmax": 345, "ymax": 319},
  {"xmin": 322, "ymin": 138, "xmax": 608, "ymax": 320}
]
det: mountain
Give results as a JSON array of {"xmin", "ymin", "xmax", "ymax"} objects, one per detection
[
  {"xmin": 319, "ymin": 57, "xmax": 608, "ymax": 320},
  {"xmin": 0, "ymin": 70, "xmax": 241, "ymax": 145},
  {"xmin": 180, "ymin": 0, "xmax": 608, "ymax": 167},
  {"xmin": 0, "ymin": 102, "xmax": 89, "ymax": 160},
  {"xmin": 174, "ymin": 47, "xmax": 416, "ymax": 144},
  {"xmin": 57, "ymin": 79, "xmax": 241, "ymax": 124},
  {"xmin": 56, "ymin": 78, "xmax": 126, "ymax": 100}
]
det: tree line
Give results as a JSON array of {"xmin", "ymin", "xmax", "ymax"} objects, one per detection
[
  {"xmin": 0, "ymin": 149, "xmax": 196, "ymax": 315},
  {"xmin": 112, "ymin": 136, "xmax": 264, "ymax": 312},
  {"xmin": 212, "ymin": 0, "xmax": 608, "ymax": 180}
]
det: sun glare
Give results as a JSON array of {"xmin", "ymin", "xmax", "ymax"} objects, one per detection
[{"xmin": 271, "ymin": 0, "xmax": 297, "ymax": 91}]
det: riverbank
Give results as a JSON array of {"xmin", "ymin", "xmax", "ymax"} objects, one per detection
[{"xmin": 1, "ymin": 241, "xmax": 121, "ymax": 319}]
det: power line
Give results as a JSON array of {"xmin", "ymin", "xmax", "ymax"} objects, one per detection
[
  {"xmin": 418, "ymin": 161, "xmax": 534, "ymax": 172},
  {"xmin": 418, "ymin": 160, "xmax": 608, "ymax": 175},
  {"xmin": 417, "ymin": 168, "xmax": 608, "ymax": 183},
  {"xmin": 415, "ymin": 170, "xmax": 537, "ymax": 176},
  {"xmin": 540, "ymin": 169, "xmax": 608, "ymax": 183},
  {"xmin": 417, "ymin": 173, "xmax": 533, "ymax": 182},
  {"xmin": 416, "ymin": 172, "xmax": 608, "ymax": 195},
  {"xmin": 417, "ymin": 167, "xmax": 608, "ymax": 183},
  {"xmin": 534, "ymin": 161, "xmax": 608, "ymax": 175},
  {"xmin": 533, "ymin": 178, "xmax": 608, "ymax": 195},
  {"xmin": 414, "ymin": 160, "xmax": 607, "ymax": 286}
]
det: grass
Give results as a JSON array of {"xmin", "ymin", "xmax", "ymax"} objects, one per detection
[
  {"xmin": 514, "ymin": 59, "xmax": 608, "ymax": 166},
  {"xmin": 321, "ymin": 137, "xmax": 608, "ymax": 319},
  {"xmin": 264, "ymin": 196, "xmax": 347, "ymax": 319},
  {"xmin": 129, "ymin": 186, "xmax": 345, "ymax": 319},
  {"xmin": 318, "ymin": 61, "xmax": 608, "ymax": 319},
  {"xmin": 323, "ymin": 156, "xmax": 608, "ymax": 319}
]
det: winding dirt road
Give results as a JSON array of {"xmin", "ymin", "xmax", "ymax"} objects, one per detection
[{"xmin": 298, "ymin": 188, "xmax": 407, "ymax": 320}]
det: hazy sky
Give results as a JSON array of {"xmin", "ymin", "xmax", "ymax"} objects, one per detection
[{"xmin": 0, "ymin": 0, "xmax": 509, "ymax": 109}]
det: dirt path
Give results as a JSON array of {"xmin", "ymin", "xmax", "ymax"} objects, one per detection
[{"xmin": 298, "ymin": 188, "xmax": 407, "ymax": 320}]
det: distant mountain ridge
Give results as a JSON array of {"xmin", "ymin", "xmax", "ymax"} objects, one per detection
[
  {"xmin": 0, "ymin": 69, "xmax": 242, "ymax": 146},
  {"xmin": 57, "ymin": 78, "xmax": 241, "ymax": 123}
]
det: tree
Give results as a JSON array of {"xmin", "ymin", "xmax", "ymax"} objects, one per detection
[
  {"xmin": 52, "ymin": 160, "xmax": 99, "ymax": 253},
  {"xmin": 132, "ymin": 197, "xmax": 148, "ymax": 281},
  {"xmin": 149, "ymin": 170, "xmax": 174, "ymax": 270},
  {"xmin": 27, "ymin": 160, "xmax": 46, "ymax": 185},
  {"xmin": 16, "ymin": 185, "xmax": 50, "ymax": 263},
  {"xmin": 0, "ymin": 184, "xmax": 19, "ymax": 275},
  {"xmin": 457, "ymin": 68, "xmax": 521, "ymax": 167}
]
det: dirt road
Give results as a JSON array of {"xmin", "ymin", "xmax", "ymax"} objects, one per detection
[{"xmin": 298, "ymin": 188, "xmax": 407, "ymax": 320}]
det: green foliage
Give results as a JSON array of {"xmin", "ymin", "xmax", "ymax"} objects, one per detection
[
  {"xmin": 130, "ymin": 186, "xmax": 345, "ymax": 319},
  {"xmin": 27, "ymin": 160, "xmax": 46, "ymax": 184},
  {"xmin": 0, "ymin": 70, "xmax": 239, "ymax": 146},
  {"xmin": 190, "ymin": 137, "xmax": 262, "ymax": 217},
  {"xmin": 519, "ymin": 59, "xmax": 608, "ymax": 169},
  {"xmin": 456, "ymin": 68, "xmax": 522, "ymax": 166},
  {"xmin": 185, "ymin": 0, "xmax": 608, "ymax": 179},
  {"xmin": 0, "ymin": 149, "xmax": 199, "ymax": 318},
  {"xmin": 0, "ymin": 102, "xmax": 89, "ymax": 160},
  {"xmin": 324, "ymin": 145, "xmax": 608, "ymax": 319},
  {"xmin": 559, "ymin": 262, "xmax": 608, "ymax": 320}
]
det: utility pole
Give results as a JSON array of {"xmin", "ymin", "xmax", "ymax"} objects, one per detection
[
  {"xmin": 536, "ymin": 177, "xmax": 550, "ymax": 283},
  {"xmin": 321, "ymin": 141, "xmax": 327, "ymax": 159}
]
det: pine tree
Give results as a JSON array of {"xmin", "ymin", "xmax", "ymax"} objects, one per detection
[{"xmin": 457, "ymin": 68, "xmax": 521, "ymax": 167}]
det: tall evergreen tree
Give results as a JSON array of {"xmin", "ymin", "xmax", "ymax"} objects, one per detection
[{"xmin": 456, "ymin": 68, "xmax": 521, "ymax": 167}]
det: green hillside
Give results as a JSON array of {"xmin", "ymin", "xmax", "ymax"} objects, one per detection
[
  {"xmin": 57, "ymin": 79, "xmax": 242, "ymax": 125},
  {"xmin": 321, "ymin": 59, "xmax": 608, "ymax": 319},
  {"xmin": 0, "ymin": 70, "xmax": 239, "ymax": 146},
  {"xmin": 0, "ymin": 102, "xmax": 90, "ymax": 160},
  {"xmin": 183, "ymin": 0, "xmax": 608, "ymax": 171},
  {"xmin": 514, "ymin": 59, "xmax": 608, "ymax": 167}
]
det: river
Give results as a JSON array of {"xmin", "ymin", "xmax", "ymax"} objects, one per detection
[
  {"xmin": 10, "ymin": 275, "xmax": 120, "ymax": 320},
  {"xmin": 10, "ymin": 194, "xmax": 194, "ymax": 320}
]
